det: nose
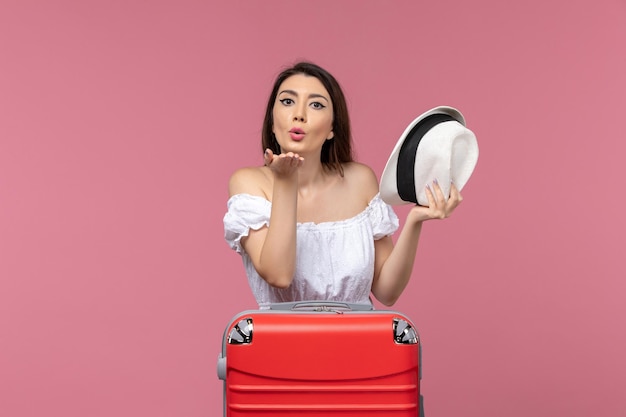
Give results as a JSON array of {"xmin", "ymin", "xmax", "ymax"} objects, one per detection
[{"xmin": 293, "ymin": 103, "xmax": 306, "ymax": 122}]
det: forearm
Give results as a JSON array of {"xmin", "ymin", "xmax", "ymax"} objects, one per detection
[
  {"xmin": 257, "ymin": 176, "xmax": 298, "ymax": 288},
  {"xmin": 373, "ymin": 212, "xmax": 424, "ymax": 305}
]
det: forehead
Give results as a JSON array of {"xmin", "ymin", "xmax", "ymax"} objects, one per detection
[{"xmin": 277, "ymin": 74, "xmax": 331, "ymax": 98}]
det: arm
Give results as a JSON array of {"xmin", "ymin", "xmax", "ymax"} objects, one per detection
[
  {"xmin": 371, "ymin": 181, "xmax": 463, "ymax": 306},
  {"xmin": 228, "ymin": 149, "xmax": 304, "ymax": 289}
]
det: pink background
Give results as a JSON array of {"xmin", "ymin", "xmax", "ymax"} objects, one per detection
[{"xmin": 1, "ymin": 1, "xmax": 625, "ymax": 416}]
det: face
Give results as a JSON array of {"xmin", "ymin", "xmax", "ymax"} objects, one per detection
[{"xmin": 272, "ymin": 74, "xmax": 334, "ymax": 155}]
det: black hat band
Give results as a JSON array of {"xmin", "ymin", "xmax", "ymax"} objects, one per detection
[{"xmin": 397, "ymin": 113, "xmax": 457, "ymax": 204}]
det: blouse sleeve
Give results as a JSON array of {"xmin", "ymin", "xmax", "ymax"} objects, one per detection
[
  {"xmin": 223, "ymin": 194, "xmax": 272, "ymax": 254},
  {"xmin": 367, "ymin": 193, "xmax": 400, "ymax": 239}
]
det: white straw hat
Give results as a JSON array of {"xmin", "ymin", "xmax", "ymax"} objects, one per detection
[{"xmin": 380, "ymin": 106, "xmax": 479, "ymax": 206}]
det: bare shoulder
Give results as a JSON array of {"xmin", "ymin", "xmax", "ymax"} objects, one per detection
[
  {"xmin": 228, "ymin": 166, "xmax": 272, "ymax": 198},
  {"xmin": 342, "ymin": 162, "xmax": 380, "ymax": 199}
]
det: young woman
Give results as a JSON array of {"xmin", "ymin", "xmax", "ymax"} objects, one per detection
[{"xmin": 224, "ymin": 62, "xmax": 462, "ymax": 309}]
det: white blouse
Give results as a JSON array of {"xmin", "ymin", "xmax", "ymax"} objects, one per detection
[{"xmin": 223, "ymin": 193, "xmax": 399, "ymax": 309}]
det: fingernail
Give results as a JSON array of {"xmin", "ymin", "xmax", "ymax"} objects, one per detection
[{"xmin": 433, "ymin": 178, "xmax": 439, "ymax": 185}]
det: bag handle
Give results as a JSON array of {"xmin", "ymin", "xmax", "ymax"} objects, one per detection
[{"xmin": 269, "ymin": 301, "xmax": 373, "ymax": 312}]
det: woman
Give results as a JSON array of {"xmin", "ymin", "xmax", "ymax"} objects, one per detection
[{"xmin": 224, "ymin": 61, "xmax": 461, "ymax": 309}]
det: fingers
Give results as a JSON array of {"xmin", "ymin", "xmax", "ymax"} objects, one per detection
[
  {"xmin": 423, "ymin": 183, "xmax": 445, "ymax": 219},
  {"xmin": 424, "ymin": 183, "xmax": 435, "ymax": 206},
  {"xmin": 448, "ymin": 182, "xmax": 463, "ymax": 207},
  {"xmin": 264, "ymin": 149, "xmax": 304, "ymax": 175},
  {"xmin": 421, "ymin": 179, "xmax": 462, "ymax": 220},
  {"xmin": 275, "ymin": 152, "xmax": 304, "ymax": 167},
  {"xmin": 424, "ymin": 180, "xmax": 445, "ymax": 208},
  {"xmin": 263, "ymin": 148, "xmax": 274, "ymax": 166},
  {"xmin": 431, "ymin": 179, "xmax": 447, "ymax": 205}
]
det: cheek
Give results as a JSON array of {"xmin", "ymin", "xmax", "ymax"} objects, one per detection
[
  {"xmin": 325, "ymin": 116, "xmax": 334, "ymax": 132},
  {"xmin": 272, "ymin": 108, "xmax": 285, "ymax": 132}
]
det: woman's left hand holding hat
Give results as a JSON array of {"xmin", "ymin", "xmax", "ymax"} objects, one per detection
[{"xmin": 409, "ymin": 179, "xmax": 462, "ymax": 223}]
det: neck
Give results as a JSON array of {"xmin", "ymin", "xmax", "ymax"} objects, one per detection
[{"xmin": 297, "ymin": 156, "xmax": 328, "ymax": 188}]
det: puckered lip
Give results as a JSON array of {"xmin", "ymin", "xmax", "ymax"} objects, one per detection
[{"xmin": 289, "ymin": 127, "xmax": 305, "ymax": 134}]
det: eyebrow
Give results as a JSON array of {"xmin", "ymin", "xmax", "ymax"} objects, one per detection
[{"xmin": 278, "ymin": 89, "xmax": 330, "ymax": 103}]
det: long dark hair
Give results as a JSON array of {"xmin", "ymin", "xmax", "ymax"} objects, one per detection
[{"xmin": 261, "ymin": 61, "xmax": 354, "ymax": 175}]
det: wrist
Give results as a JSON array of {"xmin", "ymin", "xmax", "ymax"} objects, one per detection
[
  {"xmin": 272, "ymin": 174, "xmax": 298, "ymax": 194},
  {"xmin": 406, "ymin": 208, "xmax": 426, "ymax": 227}
]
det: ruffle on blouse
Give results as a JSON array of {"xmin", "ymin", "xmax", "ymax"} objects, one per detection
[
  {"xmin": 368, "ymin": 194, "xmax": 400, "ymax": 239},
  {"xmin": 223, "ymin": 194, "xmax": 271, "ymax": 254},
  {"xmin": 223, "ymin": 193, "xmax": 399, "ymax": 254}
]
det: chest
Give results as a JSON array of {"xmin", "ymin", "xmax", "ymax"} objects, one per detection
[{"xmin": 296, "ymin": 186, "xmax": 367, "ymax": 224}]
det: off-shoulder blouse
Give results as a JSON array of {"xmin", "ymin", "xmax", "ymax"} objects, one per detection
[{"xmin": 223, "ymin": 193, "xmax": 399, "ymax": 309}]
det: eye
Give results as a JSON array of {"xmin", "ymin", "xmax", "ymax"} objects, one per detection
[
  {"xmin": 279, "ymin": 98, "xmax": 294, "ymax": 106},
  {"xmin": 310, "ymin": 101, "xmax": 326, "ymax": 110}
]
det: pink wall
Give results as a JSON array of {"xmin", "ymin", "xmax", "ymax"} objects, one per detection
[{"xmin": 1, "ymin": 1, "xmax": 625, "ymax": 416}]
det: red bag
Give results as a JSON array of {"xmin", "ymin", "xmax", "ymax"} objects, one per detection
[{"xmin": 217, "ymin": 302, "xmax": 424, "ymax": 416}]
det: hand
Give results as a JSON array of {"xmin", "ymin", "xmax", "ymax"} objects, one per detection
[
  {"xmin": 409, "ymin": 180, "xmax": 463, "ymax": 222},
  {"xmin": 264, "ymin": 148, "xmax": 304, "ymax": 178}
]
